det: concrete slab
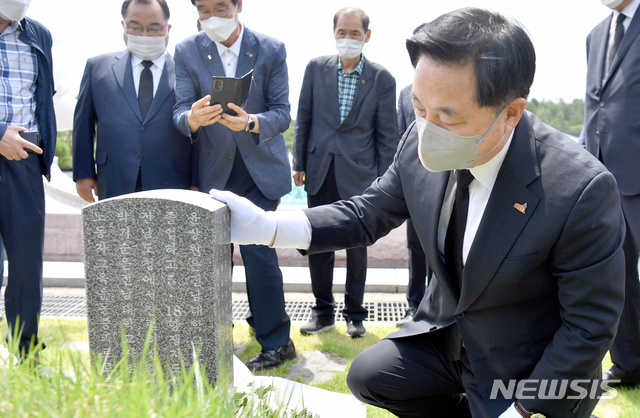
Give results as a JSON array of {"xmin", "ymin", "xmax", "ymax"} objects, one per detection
[
  {"xmin": 6, "ymin": 262, "xmax": 410, "ymax": 294},
  {"xmin": 286, "ymin": 351, "xmax": 347, "ymax": 384},
  {"xmin": 234, "ymin": 356, "xmax": 366, "ymax": 418}
]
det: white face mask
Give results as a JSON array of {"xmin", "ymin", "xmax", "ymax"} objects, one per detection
[
  {"xmin": 0, "ymin": 0, "xmax": 31, "ymax": 22},
  {"xmin": 200, "ymin": 10, "xmax": 238, "ymax": 43},
  {"xmin": 415, "ymin": 110, "xmax": 507, "ymax": 172},
  {"xmin": 601, "ymin": 0, "xmax": 625, "ymax": 9},
  {"xmin": 336, "ymin": 38, "xmax": 364, "ymax": 60},
  {"xmin": 125, "ymin": 31, "xmax": 168, "ymax": 61}
]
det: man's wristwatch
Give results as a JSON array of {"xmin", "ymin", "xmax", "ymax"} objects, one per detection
[
  {"xmin": 515, "ymin": 400, "xmax": 545, "ymax": 418},
  {"xmin": 245, "ymin": 114, "xmax": 255, "ymax": 132}
]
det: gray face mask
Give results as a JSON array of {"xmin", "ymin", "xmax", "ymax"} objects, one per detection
[
  {"xmin": 601, "ymin": 0, "xmax": 624, "ymax": 9},
  {"xmin": 415, "ymin": 109, "xmax": 507, "ymax": 172}
]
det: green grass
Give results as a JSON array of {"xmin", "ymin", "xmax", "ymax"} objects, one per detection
[{"xmin": 0, "ymin": 319, "xmax": 637, "ymax": 417}]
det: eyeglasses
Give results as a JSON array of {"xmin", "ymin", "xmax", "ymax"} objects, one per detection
[
  {"xmin": 124, "ymin": 23, "xmax": 168, "ymax": 35},
  {"xmin": 196, "ymin": 2, "xmax": 233, "ymax": 19}
]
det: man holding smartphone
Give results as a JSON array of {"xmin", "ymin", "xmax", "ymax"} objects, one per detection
[
  {"xmin": 0, "ymin": 0, "xmax": 57, "ymax": 359},
  {"xmin": 173, "ymin": 0, "xmax": 294, "ymax": 371}
]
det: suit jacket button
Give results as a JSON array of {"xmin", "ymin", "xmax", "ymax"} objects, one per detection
[
  {"xmin": 599, "ymin": 101, "xmax": 605, "ymax": 107},
  {"xmin": 141, "ymin": 126, "xmax": 146, "ymax": 132},
  {"xmin": 336, "ymin": 130, "xmax": 341, "ymax": 134},
  {"xmin": 228, "ymin": 156, "xmax": 233, "ymax": 161},
  {"xmin": 328, "ymin": 151, "xmax": 334, "ymax": 156},
  {"xmin": 136, "ymin": 152, "xmax": 141, "ymax": 158},
  {"xmin": 596, "ymin": 131, "xmax": 600, "ymax": 137},
  {"xmin": 455, "ymin": 312, "xmax": 465, "ymax": 319}
]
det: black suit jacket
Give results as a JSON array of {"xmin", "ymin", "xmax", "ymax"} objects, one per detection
[
  {"xmin": 397, "ymin": 84, "xmax": 414, "ymax": 137},
  {"xmin": 72, "ymin": 51, "xmax": 191, "ymax": 199},
  {"xmin": 582, "ymin": 10, "xmax": 640, "ymax": 243},
  {"xmin": 304, "ymin": 111, "xmax": 625, "ymax": 417}
]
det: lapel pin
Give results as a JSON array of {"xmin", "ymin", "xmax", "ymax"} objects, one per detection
[
  {"xmin": 514, "ymin": 203, "xmax": 527, "ymax": 214},
  {"xmin": 247, "ymin": 51, "xmax": 254, "ymax": 58},
  {"xmin": 361, "ymin": 79, "xmax": 365, "ymax": 84},
  {"xmin": 207, "ymin": 54, "xmax": 212, "ymax": 60}
]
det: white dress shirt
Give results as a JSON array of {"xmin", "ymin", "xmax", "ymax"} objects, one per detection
[
  {"xmin": 438, "ymin": 131, "xmax": 514, "ymax": 265},
  {"xmin": 131, "ymin": 51, "xmax": 166, "ymax": 97},
  {"xmin": 604, "ymin": 0, "xmax": 640, "ymax": 77},
  {"xmin": 215, "ymin": 23, "xmax": 245, "ymax": 77}
]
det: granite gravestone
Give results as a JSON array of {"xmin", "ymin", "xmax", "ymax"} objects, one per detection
[{"xmin": 82, "ymin": 189, "xmax": 232, "ymax": 385}]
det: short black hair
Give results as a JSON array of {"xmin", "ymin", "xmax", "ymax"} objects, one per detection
[
  {"xmin": 333, "ymin": 7, "xmax": 370, "ymax": 33},
  {"xmin": 407, "ymin": 8, "xmax": 535, "ymax": 111},
  {"xmin": 191, "ymin": 0, "xmax": 238, "ymax": 6},
  {"xmin": 122, "ymin": 0, "xmax": 170, "ymax": 21}
]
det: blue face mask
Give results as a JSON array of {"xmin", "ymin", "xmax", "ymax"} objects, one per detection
[{"xmin": 414, "ymin": 109, "xmax": 507, "ymax": 172}]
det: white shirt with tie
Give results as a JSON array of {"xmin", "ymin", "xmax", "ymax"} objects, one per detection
[
  {"xmin": 131, "ymin": 51, "xmax": 166, "ymax": 97},
  {"xmin": 604, "ymin": 0, "xmax": 640, "ymax": 77}
]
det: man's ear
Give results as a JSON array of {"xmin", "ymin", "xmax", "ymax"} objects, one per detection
[
  {"xmin": 504, "ymin": 98, "xmax": 527, "ymax": 131},
  {"xmin": 364, "ymin": 29, "xmax": 371, "ymax": 43}
]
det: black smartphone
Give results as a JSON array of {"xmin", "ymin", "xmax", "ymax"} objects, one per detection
[
  {"xmin": 210, "ymin": 69, "xmax": 253, "ymax": 116},
  {"xmin": 20, "ymin": 131, "xmax": 41, "ymax": 153}
]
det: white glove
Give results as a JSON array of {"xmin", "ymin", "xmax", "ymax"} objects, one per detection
[
  {"xmin": 498, "ymin": 403, "xmax": 522, "ymax": 418},
  {"xmin": 209, "ymin": 189, "xmax": 277, "ymax": 245}
]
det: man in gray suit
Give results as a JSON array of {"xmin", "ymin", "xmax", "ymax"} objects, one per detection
[
  {"xmin": 292, "ymin": 7, "xmax": 398, "ymax": 338},
  {"xmin": 581, "ymin": 0, "xmax": 640, "ymax": 387},
  {"xmin": 211, "ymin": 8, "xmax": 625, "ymax": 417},
  {"xmin": 173, "ymin": 0, "xmax": 294, "ymax": 371},
  {"xmin": 73, "ymin": 0, "xmax": 192, "ymax": 202}
]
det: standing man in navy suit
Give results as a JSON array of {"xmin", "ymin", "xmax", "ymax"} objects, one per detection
[
  {"xmin": 0, "ymin": 0, "xmax": 56, "ymax": 357},
  {"xmin": 292, "ymin": 8, "xmax": 398, "ymax": 338},
  {"xmin": 73, "ymin": 0, "xmax": 192, "ymax": 202},
  {"xmin": 173, "ymin": 0, "xmax": 294, "ymax": 371},
  {"xmin": 581, "ymin": 0, "xmax": 640, "ymax": 387}
]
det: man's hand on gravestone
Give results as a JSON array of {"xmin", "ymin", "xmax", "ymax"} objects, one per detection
[{"xmin": 209, "ymin": 189, "xmax": 277, "ymax": 246}]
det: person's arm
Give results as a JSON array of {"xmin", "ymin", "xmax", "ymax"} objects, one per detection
[
  {"xmin": 72, "ymin": 59, "xmax": 99, "ymax": 201},
  {"xmin": 210, "ymin": 130, "xmax": 414, "ymax": 252},
  {"xmin": 292, "ymin": 61, "xmax": 315, "ymax": 186},
  {"xmin": 519, "ymin": 170, "xmax": 625, "ymax": 415},
  {"xmin": 249, "ymin": 41, "xmax": 291, "ymax": 144},
  {"xmin": 172, "ymin": 43, "xmax": 221, "ymax": 140},
  {"xmin": 397, "ymin": 89, "xmax": 407, "ymax": 139},
  {"xmin": 374, "ymin": 71, "xmax": 399, "ymax": 176}
]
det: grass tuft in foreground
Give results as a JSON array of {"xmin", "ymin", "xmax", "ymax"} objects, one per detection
[{"xmin": 0, "ymin": 319, "xmax": 311, "ymax": 417}]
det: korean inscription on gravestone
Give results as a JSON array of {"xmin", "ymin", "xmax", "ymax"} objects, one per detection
[{"xmin": 82, "ymin": 190, "xmax": 232, "ymax": 384}]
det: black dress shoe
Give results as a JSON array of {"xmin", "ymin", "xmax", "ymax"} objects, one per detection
[
  {"xmin": 346, "ymin": 320, "xmax": 366, "ymax": 338},
  {"xmin": 396, "ymin": 307, "xmax": 417, "ymax": 327},
  {"xmin": 603, "ymin": 367, "xmax": 640, "ymax": 387},
  {"xmin": 246, "ymin": 339, "xmax": 296, "ymax": 371},
  {"xmin": 300, "ymin": 315, "xmax": 335, "ymax": 335}
]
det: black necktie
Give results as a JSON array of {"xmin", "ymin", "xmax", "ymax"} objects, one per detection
[
  {"xmin": 444, "ymin": 169, "xmax": 474, "ymax": 295},
  {"xmin": 139, "ymin": 60, "xmax": 153, "ymax": 120},
  {"xmin": 609, "ymin": 13, "xmax": 626, "ymax": 70}
]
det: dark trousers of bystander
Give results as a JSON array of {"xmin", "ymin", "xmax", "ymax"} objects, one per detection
[
  {"xmin": 0, "ymin": 155, "xmax": 45, "ymax": 353},
  {"xmin": 307, "ymin": 159, "xmax": 368, "ymax": 322}
]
